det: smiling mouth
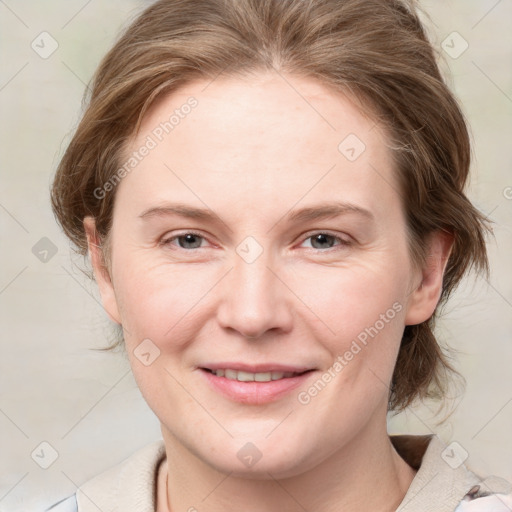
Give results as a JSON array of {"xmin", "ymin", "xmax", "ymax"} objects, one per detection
[{"xmin": 201, "ymin": 368, "xmax": 313, "ymax": 382}]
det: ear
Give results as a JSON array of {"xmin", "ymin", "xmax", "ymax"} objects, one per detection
[
  {"xmin": 83, "ymin": 217, "xmax": 121, "ymax": 325},
  {"xmin": 404, "ymin": 230, "xmax": 454, "ymax": 326}
]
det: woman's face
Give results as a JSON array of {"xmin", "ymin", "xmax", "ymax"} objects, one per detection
[{"xmin": 88, "ymin": 71, "xmax": 443, "ymax": 477}]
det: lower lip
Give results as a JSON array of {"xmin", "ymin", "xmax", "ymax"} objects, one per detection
[{"xmin": 200, "ymin": 369, "xmax": 314, "ymax": 404}]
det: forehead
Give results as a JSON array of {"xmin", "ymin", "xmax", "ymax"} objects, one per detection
[
  {"xmin": 118, "ymin": 71, "xmax": 400, "ymax": 221},
  {"xmin": 137, "ymin": 71, "xmax": 381, "ymax": 157}
]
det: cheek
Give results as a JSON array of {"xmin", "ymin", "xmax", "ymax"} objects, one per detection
[
  {"xmin": 291, "ymin": 260, "xmax": 408, "ymax": 338},
  {"xmin": 290, "ymin": 259, "xmax": 409, "ymax": 402},
  {"xmin": 111, "ymin": 236, "xmax": 411, "ymax": 366},
  {"xmin": 112, "ymin": 258, "xmax": 217, "ymax": 349}
]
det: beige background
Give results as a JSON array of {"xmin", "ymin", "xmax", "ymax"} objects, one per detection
[{"xmin": 0, "ymin": 1, "xmax": 511, "ymax": 510}]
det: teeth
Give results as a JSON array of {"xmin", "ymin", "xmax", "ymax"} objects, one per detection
[
  {"xmin": 225, "ymin": 369, "xmax": 237, "ymax": 380},
  {"xmin": 255, "ymin": 372, "xmax": 272, "ymax": 382},
  {"xmin": 212, "ymin": 369, "xmax": 298, "ymax": 381}
]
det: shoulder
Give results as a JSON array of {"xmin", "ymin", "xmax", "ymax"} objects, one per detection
[
  {"xmin": 392, "ymin": 434, "xmax": 512, "ymax": 512},
  {"xmin": 44, "ymin": 440, "xmax": 166, "ymax": 512}
]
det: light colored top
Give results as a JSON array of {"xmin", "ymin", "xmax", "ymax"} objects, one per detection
[{"xmin": 45, "ymin": 435, "xmax": 511, "ymax": 512}]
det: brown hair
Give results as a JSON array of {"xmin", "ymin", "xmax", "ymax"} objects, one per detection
[{"xmin": 51, "ymin": 0, "xmax": 491, "ymax": 411}]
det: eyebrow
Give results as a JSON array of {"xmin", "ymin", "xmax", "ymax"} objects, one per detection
[
  {"xmin": 139, "ymin": 201, "xmax": 374, "ymax": 225},
  {"xmin": 285, "ymin": 202, "xmax": 374, "ymax": 224}
]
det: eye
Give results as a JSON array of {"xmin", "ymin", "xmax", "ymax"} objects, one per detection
[
  {"xmin": 161, "ymin": 232, "xmax": 208, "ymax": 250},
  {"xmin": 160, "ymin": 231, "xmax": 350, "ymax": 252},
  {"xmin": 300, "ymin": 232, "xmax": 350, "ymax": 250}
]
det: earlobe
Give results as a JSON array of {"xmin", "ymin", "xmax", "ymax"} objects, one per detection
[
  {"xmin": 83, "ymin": 217, "xmax": 122, "ymax": 325},
  {"xmin": 404, "ymin": 230, "xmax": 454, "ymax": 326}
]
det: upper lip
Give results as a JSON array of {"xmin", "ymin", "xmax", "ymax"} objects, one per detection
[{"xmin": 200, "ymin": 362, "xmax": 314, "ymax": 373}]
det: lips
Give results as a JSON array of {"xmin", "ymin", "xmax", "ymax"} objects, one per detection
[{"xmin": 198, "ymin": 362, "xmax": 316, "ymax": 404}]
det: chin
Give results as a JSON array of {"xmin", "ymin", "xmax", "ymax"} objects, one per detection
[{"xmin": 198, "ymin": 436, "xmax": 321, "ymax": 480}]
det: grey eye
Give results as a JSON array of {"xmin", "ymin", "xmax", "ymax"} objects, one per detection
[
  {"xmin": 176, "ymin": 233, "xmax": 204, "ymax": 249},
  {"xmin": 309, "ymin": 233, "xmax": 337, "ymax": 249}
]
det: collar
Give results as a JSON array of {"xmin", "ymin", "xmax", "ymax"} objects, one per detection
[
  {"xmin": 77, "ymin": 440, "xmax": 166, "ymax": 511},
  {"xmin": 393, "ymin": 434, "xmax": 483, "ymax": 511}
]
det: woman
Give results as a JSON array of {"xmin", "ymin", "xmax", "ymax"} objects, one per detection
[{"xmin": 47, "ymin": 0, "xmax": 511, "ymax": 510}]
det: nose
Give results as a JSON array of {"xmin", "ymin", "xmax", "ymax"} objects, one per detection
[{"xmin": 216, "ymin": 248, "xmax": 293, "ymax": 339}]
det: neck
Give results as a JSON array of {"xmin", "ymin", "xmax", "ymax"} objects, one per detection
[{"xmin": 159, "ymin": 417, "xmax": 416, "ymax": 512}]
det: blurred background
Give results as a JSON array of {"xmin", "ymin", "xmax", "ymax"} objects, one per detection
[{"xmin": 0, "ymin": 1, "xmax": 511, "ymax": 510}]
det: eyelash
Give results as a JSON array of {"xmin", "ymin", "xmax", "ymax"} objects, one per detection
[{"xmin": 160, "ymin": 230, "xmax": 352, "ymax": 252}]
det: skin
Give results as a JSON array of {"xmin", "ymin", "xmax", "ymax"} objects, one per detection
[{"xmin": 85, "ymin": 71, "xmax": 452, "ymax": 512}]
